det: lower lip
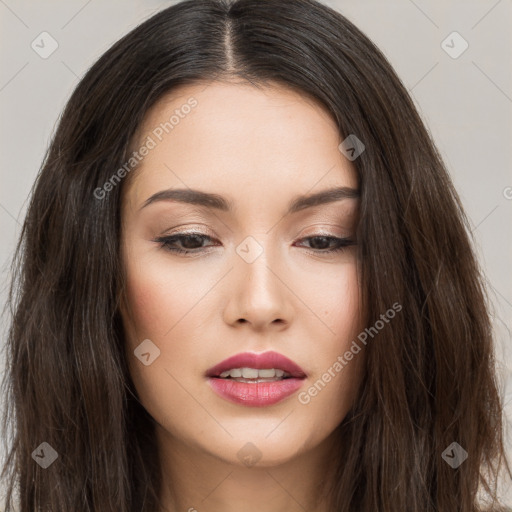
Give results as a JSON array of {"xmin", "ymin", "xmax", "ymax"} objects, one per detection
[{"xmin": 208, "ymin": 377, "xmax": 305, "ymax": 407}]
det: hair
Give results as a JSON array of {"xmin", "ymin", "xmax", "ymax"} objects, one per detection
[{"xmin": 1, "ymin": 0, "xmax": 510, "ymax": 510}]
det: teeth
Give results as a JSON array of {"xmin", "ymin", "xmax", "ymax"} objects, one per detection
[
  {"xmin": 242, "ymin": 367, "xmax": 259, "ymax": 379},
  {"xmin": 218, "ymin": 367, "xmax": 290, "ymax": 379}
]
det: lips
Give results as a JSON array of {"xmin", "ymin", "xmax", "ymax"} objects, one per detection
[
  {"xmin": 206, "ymin": 351, "xmax": 307, "ymax": 407},
  {"xmin": 205, "ymin": 351, "xmax": 307, "ymax": 379}
]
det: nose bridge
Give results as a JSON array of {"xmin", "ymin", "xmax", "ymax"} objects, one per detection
[
  {"xmin": 237, "ymin": 233, "xmax": 282, "ymax": 299},
  {"xmin": 226, "ymin": 233, "xmax": 292, "ymax": 328}
]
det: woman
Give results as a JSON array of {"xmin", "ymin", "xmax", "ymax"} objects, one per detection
[{"xmin": 1, "ymin": 0, "xmax": 510, "ymax": 510}]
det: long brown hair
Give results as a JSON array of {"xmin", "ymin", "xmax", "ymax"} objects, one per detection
[{"xmin": 1, "ymin": 0, "xmax": 510, "ymax": 510}]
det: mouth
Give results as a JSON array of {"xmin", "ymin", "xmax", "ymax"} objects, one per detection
[
  {"xmin": 215, "ymin": 367, "xmax": 293, "ymax": 383},
  {"xmin": 205, "ymin": 351, "xmax": 307, "ymax": 407}
]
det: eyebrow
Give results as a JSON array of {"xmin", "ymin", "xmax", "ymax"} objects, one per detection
[{"xmin": 140, "ymin": 185, "xmax": 360, "ymax": 215}]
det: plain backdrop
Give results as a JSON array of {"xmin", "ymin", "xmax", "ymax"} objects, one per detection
[{"xmin": 0, "ymin": 0, "xmax": 511, "ymax": 507}]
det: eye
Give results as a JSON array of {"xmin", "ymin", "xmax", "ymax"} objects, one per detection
[
  {"xmin": 295, "ymin": 235, "xmax": 356, "ymax": 254},
  {"xmin": 153, "ymin": 233, "xmax": 356, "ymax": 256},
  {"xmin": 153, "ymin": 232, "xmax": 218, "ymax": 255}
]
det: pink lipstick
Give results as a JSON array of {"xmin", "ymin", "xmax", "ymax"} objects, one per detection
[{"xmin": 205, "ymin": 351, "xmax": 307, "ymax": 407}]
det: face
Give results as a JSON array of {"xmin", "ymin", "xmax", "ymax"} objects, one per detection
[{"xmin": 119, "ymin": 81, "xmax": 366, "ymax": 469}]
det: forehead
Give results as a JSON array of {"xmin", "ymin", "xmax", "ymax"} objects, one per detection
[{"xmin": 123, "ymin": 81, "xmax": 358, "ymax": 209}]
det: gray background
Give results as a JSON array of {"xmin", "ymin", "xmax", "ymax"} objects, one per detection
[{"xmin": 0, "ymin": 0, "xmax": 511, "ymax": 508}]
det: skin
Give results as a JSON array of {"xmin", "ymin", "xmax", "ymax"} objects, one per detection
[{"xmin": 119, "ymin": 80, "xmax": 367, "ymax": 512}]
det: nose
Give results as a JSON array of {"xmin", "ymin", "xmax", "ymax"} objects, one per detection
[{"xmin": 223, "ymin": 241, "xmax": 294, "ymax": 331}]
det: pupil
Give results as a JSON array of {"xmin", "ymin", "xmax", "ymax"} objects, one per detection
[
  {"xmin": 310, "ymin": 236, "xmax": 329, "ymax": 249},
  {"xmin": 182, "ymin": 235, "xmax": 203, "ymax": 249}
]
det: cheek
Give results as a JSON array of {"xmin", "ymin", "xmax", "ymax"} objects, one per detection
[
  {"xmin": 121, "ymin": 258, "xmax": 207, "ymax": 427},
  {"xmin": 120, "ymin": 251, "xmax": 222, "ymax": 386},
  {"xmin": 122, "ymin": 255, "xmax": 205, "ymax": 344},
  {"xmin": 329, "ymin": 265, "xmax": 365, "ymax": 381},
  {"xmin": 299, "ymin": 261, "xmax": 365, "ymax": 404},
  {"xmin": 331, "ymin": 267, "xmax": 362, "ymax": 339},
  {"xmin": 123, "ymin": 280, "xmax": 159, "ymax": 339},
  {"xmin": 299, "ymin": 259, "xmax": 362, "ymax": 338}
]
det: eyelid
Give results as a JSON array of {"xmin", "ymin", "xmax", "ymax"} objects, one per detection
[
  {"xmin": 162, "ymin": 225, "xmax": 217, "ymax": 237},
  {"xmin": 294, "ymin": 223, "xmax": 350, "ymax": 240},
  {"xmin": 158, "ymin": 222, "xmax": 352, "ymax": 240}
]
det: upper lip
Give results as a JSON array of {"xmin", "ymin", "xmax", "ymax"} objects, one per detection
[{"xmin": 206, "ymin": 351, "xmax": 307, "ymax": 379}]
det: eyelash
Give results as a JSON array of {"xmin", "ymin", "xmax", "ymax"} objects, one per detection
[{"xmin": 153, "ymin": 232, "xmax": 356, "ymax": 256}]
